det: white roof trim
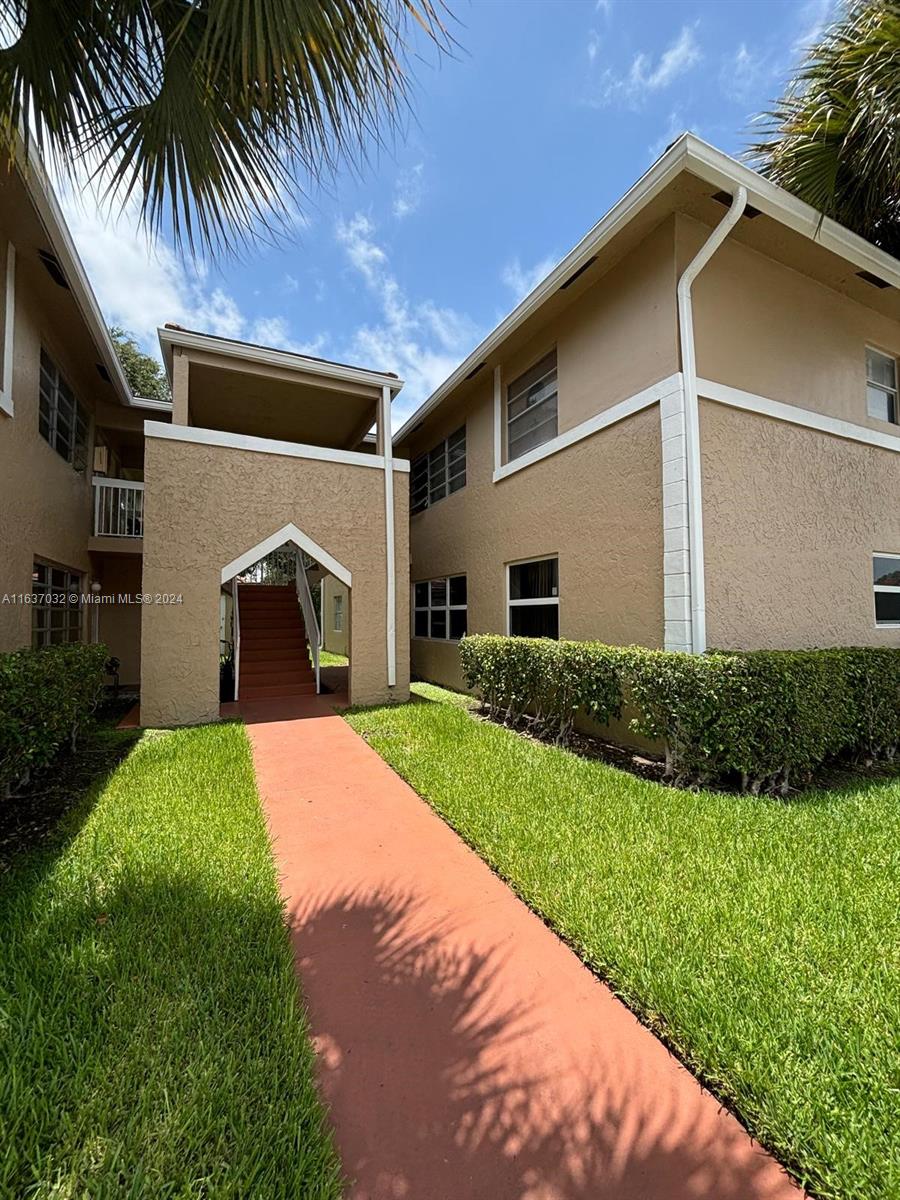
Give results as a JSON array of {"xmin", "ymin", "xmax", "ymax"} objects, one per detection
[
  {"xmin": 143, "ymin": 419, "xmax": 411, "ymax": 472},
  {"xmin": 396, "ymin": 133, "xmax": 900, "ymax": 443},
  {"xmin": 221, "ymin": 522, "xmax": 352, "ymax": 588},
  {"xmin": 158, "ymin": 325, "xmax": 404, "ymax": 394},
  {"xmin": 19, "ymin": 150, "xmax": 133, "ymax": 407}
]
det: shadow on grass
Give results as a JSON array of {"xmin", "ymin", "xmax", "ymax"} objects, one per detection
[
  {"xmin": 2, "ymin": 862, "xmax": 341, "ymax": 1198},
  {"xmin": 291, "ymin": 886, "xmax": 795, "ymax": 1200}
]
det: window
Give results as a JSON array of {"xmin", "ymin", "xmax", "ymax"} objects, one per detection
[
  {"xmin": 39, "ymin": 350, "xmax": 89, "ymax": 468},
  {"xmin": 411, "ymin": 426, "xmax": 466, "ymax": 514},
  {"xmin": 866, "ymin": 348, "xmax": 898, "ymax": 424},
  {"xmin": 508, "ymin": 557, "xmax": 558, "ymax": 638},
  {"xmin": 31, "ymin": 560, "xmax": 82, "ymax": 647},
  {"xmin": 507, "ymin": 350, "xmax": 558, "ymax": 462},
  {"xmin": 333, "ymin": 593, "xmax": 343, "ymax": 632},
  {"xmin": 874, "ymin": 554, "xmax": 900, "ymax": 626},
  {"xmin": 413, "ymin": 575, "xmax": 467, "ymax": 640}
]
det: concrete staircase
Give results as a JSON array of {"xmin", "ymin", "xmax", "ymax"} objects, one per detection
[{"xmin": 238, "ymin": 583, "xmax": 316, "ymax": 701}]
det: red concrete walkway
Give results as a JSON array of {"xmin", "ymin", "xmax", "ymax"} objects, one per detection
[{"xmin": 243, "ymin": 695, "xmax": 802, "ymax": 1200}]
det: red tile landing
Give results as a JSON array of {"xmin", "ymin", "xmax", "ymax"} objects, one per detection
[{"xmin": 244, "ymin": 699, "xmax": 803, "ymax": 1200}]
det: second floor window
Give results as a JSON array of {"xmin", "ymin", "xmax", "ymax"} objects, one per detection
[
  {"xmin": 866, "ymin": 347, "xmax": 898, "ymax": 424},
  {"xmin": 39, "ymin": 350, "xmax": 89, "ymax": 468},
  {"xmin": 507, "ymin": 349, "xmax": 558, "ymax": 461},
  {"xmin": 411, "ymin": 426, "xmax": 466, "ymax": 513}
]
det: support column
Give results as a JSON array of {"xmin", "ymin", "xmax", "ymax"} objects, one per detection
[
  {"xmin": 378, "ymin": 385, "xmax": 396, "ymax": 688},
  {"xmin": 660, "ymin": 380, "xmax": 692, "ymax": 652}
]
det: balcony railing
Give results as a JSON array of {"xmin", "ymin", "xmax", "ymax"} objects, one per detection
[{"xmin": 93, "ymin": 476, "xmax": 144, "ymax": 538}]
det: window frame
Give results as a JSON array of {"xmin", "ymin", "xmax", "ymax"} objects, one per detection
[
  {"xmin": 411, "ymin": 425, "xmax": 466, "ymax": 514},
  {"xmin": 505, "ymin": 555, "xmax": 559, "ymax": 639},
  {"xmin": 865, "ymin": 346, "xmax": 899, "ymax": 425},
  {"xmin": 333, "ymin": 593, "xmax": 343, "ymax": 632},
  {"xmin": 31, "ymin": 559, "xmax": 83, "ymax": 648},
  {"xmin": 39, "ymin": 349, "xmax": 89, "ymax": 469},
  {"xmin": 412, "ymin": 574, "xmax": 468, "ymax": 641},
  {"xmin": 506, "ymin": 349, "xmax": 558, "ymax": 463},
  {"xmin": 873, "ymin": 551, "xmax": 900, "ymax": 628}
]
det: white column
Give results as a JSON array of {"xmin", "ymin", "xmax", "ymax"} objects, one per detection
[
  {"xmin": 660, "ymin": 381, "xmax": 692, "ymax": 652},
  {"xmin": 379, "ymin": 384, "xmax": 396, "ymax": 688}
]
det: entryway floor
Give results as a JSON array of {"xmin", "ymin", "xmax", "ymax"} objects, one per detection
[{"xmin": 244, "ymin": 694, "xmax": 803, "ymax": 1200}]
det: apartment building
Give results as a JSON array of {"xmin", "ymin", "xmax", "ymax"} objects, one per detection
[{"xmin": 396, "ymin": 135, "xmax": 900, "ymax": 693}]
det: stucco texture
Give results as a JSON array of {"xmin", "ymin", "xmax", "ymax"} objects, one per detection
[
  {"xmin": 701, "ymin": 400, "xmax": 900, "ymax": 649},
  {"xmin": 681, "ymin": 213, "xmax": 900, "ymax": 439},
  {"xmin": 139, "ymin": 437, "xmax": 409, "ymax": 726},
  {"xmin": 407, "ymin": 394, "xmax": 664, "ymax": 691},
  {"xmin": 0, "ymin": 246, "xmax": 96, "ymax": 650},
  {"xmin": 321, "ymin": 575, "xmax": 349, "ymax": 657}
]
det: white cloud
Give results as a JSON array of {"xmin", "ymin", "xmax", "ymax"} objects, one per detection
[
  {"xmin": 792, "ymin": 0, "xmax": 837, "ymax": 53},
  {"xmin": 588, "ymin": 24, "xmax": 701, "ymax": 109},
  {"xmin": 595, "ymin": 0, "xmax": 612, "ymax": 16},
  {"xmin": 648, "ymin": 110, "xmax": 691, "ymax": 161},
  {"xmin": 334, "ymin": 213, "xmax": 481, "ymax": 424},
  {"xmin": 501, "ymin": 254, "xmax": 558, "ymax": 303},
  {"xmin": 392, "ymin": 162, "xmax": 425, "ymax": 219},
  {"xmin": 587, "ymin": 29, "xmax": 602, "ymax": 64}
]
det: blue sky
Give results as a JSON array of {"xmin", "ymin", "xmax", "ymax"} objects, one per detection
[{"xmin": 61, "ymin": 0, "xmax": 837, "ymax": 426}]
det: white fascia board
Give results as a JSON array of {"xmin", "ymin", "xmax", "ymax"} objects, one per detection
[
  {"xmin": 19, "ymin": 152, "xmax": 133, "ymax": 407},
  {"xmin": 157, "ymin": 326, "xmax": 405, "ymax": 394},
  {"xmin": 221, "ymin": 522, "xmax": 352, "ymax": 588},
  {"xmin": 143, "ymin": 418, "xmax": 412, "ymax": 472},
  {"xmin": 395, "ymin": 139, "xmax": 692, "ymax": 444},
  {"xmin": 130, "ymin": 395, "xmax": 173, "ymax": 413},
  {"xmin": 698, "ymin": 377, "xmax": 900, "ymax": 453},
  {"xmin": 397, "ymin": 132, "xmax": 900, "ymax": 445}
]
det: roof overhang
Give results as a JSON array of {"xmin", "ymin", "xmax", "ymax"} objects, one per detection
[
  {"xmin": 158, "ymin": 325, "xmax": 404, "ymax": 395},
  {"xmin": 396, "ymin": 132, "xmax": 900, "ymax": 443},
  {"xmin": 17, "ymin": 145, "xmax": 134, "ymax": 407}
]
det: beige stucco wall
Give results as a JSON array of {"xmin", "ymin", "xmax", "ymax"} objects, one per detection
[
  {"xmin": 682, "ymin": 213, "xmax": 900, "ymax": 437},
  {"xmin": 408, "ymin": 394, "xmax": 664, "ymax": 691},
  {"xmin": 140, "ymin": 437, "xmax": 409, "ymax": 725},
  {"xmin": 0, "ymin": 245, "xmax": 96, "ymax": 651},
  {"xmin": 702, "ymin": 401, "xmax": 900, "ymax": 649},
  {"xmin": 321, "ymin": 575, "xmax": 349, "ymax": 656},
  {"xmin": 94, "ymin": 554, "xmax": 143, "ymax": 685},
  {"xmin": 499, "ymin": 216, "xmax": 678, "ymax": 453}
]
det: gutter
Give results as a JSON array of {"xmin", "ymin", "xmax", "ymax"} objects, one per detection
[{"xmin": 677, "ymin": 185, "xmax": 747, "ymax": 655}]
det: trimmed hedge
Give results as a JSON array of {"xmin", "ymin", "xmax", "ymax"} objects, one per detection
[
  {"xmin": 459, "ymin": 635, "xmax": 900, "ymax": 793},
  {"xmin": 0, "ymin": 643, "xmax": 109, "ymax": 796}
]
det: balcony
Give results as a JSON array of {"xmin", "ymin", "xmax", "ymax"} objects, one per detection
[{"xmin": 90, "ymin": 476, "xmax": 144, "ymax": 552}]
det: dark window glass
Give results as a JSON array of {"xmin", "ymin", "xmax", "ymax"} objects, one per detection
[
  {"xmin": 873, "ymin": 557, "xmax": 900, "ymax": 587},
  {"xmin": 449, "ymin": 609, "xmax": 468, "ymax": 640},
  {"xmin": 410, "ymin": 426, "xmax": 466, "ymax": 511},
  {"xmin": 430, "ymin": 608, "xmax": 447, "ymax": 639},
  {"xmin": 875, "ymin": 590, "xmax": 900, "ymax": 624},
  {"xmin": 509, "ymin": 558, "xmax": 558, "ymax": 601},
  {"xmin": 38, "ymin": 350, "xmax": 88, "ymax": 468},
  {"xmin": 414, "ymin": 610, "xmax": 429, "ymax": 638},
  {"xmin": 507, "ymin": 351, "xmax": 558, "ymax": 461},
  {"xmin": 449, "ymin": 575, "xmax": 467, "ymax": 606},
  {"xmin": 411, "ymin": 455, "xmax": 429, "ymax": 514},
  {"xmin": 510, "ymin": 603, "xmax": 559, "ymax": 639},
  {"xmin": 430, "ymin": 578, "xmax": 447, "ymax": 607},
  {"xmin": 414, "ymin": 581, "xmax": 429, "ymax": 607},
  {"xmin": 31, "ymin": 560, "xmax": 81, "ymax": 648}
]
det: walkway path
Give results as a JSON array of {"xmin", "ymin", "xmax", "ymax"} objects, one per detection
[{"xmin": 242, "ymin": 695, "xmax": 802, "ymax": 1200}]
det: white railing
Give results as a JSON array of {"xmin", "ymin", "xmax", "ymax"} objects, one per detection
[
  {"xmin": 93, "ymin": 476, "xmax": 144, "ymax": 538},
  {"xmin": 295, "ymin": 552, "xmax": 321, "ymax": 694}
]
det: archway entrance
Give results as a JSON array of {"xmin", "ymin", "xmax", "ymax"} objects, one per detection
[{"xmin": 220, "ymin": 524, "xmax": 352, "ymax": 704}]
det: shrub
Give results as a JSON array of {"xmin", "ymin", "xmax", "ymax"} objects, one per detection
[
  {"xmin": 459, "ymin": 635, "xmax": 622, "ymax": 742},
  {"xmin": 0, "ymin": 643, "xmax": 109, "ymax": 796},
  {"xmin": 458, "ymin": 636, "xmax": 900, "ymax": 793}
]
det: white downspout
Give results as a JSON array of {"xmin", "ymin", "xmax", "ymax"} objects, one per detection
[
  {"xmin": 379, "ymin": 384, "xmax": 397, "ymax": 688},
  {"xmin": 676, "ymin": 185, "xmax": 747, "ymax": 655}
]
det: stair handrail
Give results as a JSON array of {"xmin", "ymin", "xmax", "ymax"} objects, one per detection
[{"xmin": 294, "ymin": 551, "xmax": 320, "ymax": 694}]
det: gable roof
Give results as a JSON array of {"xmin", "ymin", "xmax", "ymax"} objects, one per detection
[{"xmin": 395, "ymin": 133, "xmax": 900, "ymax": 443}]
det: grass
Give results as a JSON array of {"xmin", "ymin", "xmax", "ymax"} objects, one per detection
[
  {"xmin": 318, "ymin": 650, "xmax": 348, "ymax": 667},
  {"xmin": 0, "ymin": 722, "xmax": 342, "ymax": 1199},
  {"xmin": 347, "ymin": 683, "xmax": 900, "ymax": 1200}
]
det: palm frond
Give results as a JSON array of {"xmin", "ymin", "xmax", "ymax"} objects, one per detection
[{"xmin": 0, "ymin": 0, "xmax": 455, "ymax": 254}]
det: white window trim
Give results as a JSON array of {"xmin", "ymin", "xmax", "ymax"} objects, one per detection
[
  {"xmin": 504, "ymin": 555, "xmax": 559, "ymax": 637},
  {"xmin": 506, "ymin": 351, "xmax": 558, "ymax": 464},
  {"xmin": 873, "ymin": 551, "xmax": 900, "ymax": 628},
  {"xmin": 412, "ymin": 575, "xmax": 467, "ymax": 641},
  {"xmin": 865, "ymin": 346, "xmax": 898, "ymax": 425}
]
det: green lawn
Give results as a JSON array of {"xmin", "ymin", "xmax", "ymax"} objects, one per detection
[
  {"xmin": 318, "ymin": 650, "xmax": 348, "ymax": 667},
  {"xmin": 1, "ymin": 722, "xmax": 341, "ymax": 1199},
  {"xmin": 347, "ymin": 684, "xmax": 900, "ymax": 1200}
]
